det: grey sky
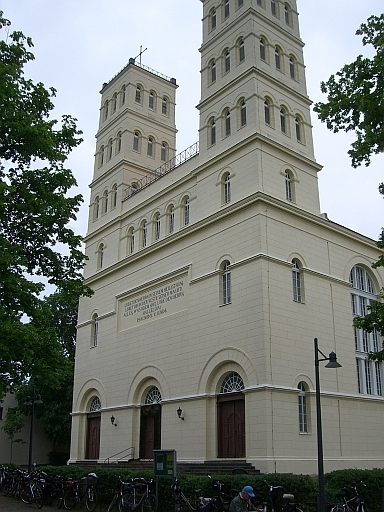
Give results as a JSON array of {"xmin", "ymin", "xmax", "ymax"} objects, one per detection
[{"xmin": 2, "ymin": 1, "xmax": 384, "ymax": 241}]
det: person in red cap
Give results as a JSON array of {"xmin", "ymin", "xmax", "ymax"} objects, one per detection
[{"xmin": 229, "ymin": 485, "xmax": 261, "ymax": 511}]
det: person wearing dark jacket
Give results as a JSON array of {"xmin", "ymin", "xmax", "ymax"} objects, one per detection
[{"xmin": 229, "ymin": 486, "xmax": 258, "ymax": 512}]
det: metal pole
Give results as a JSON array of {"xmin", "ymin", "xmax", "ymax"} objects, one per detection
[
  {"xmin": 27, "ymin": 390, "xmax": 35, "ymax": 473},
  {"xmin": 314, "ymin": 338, "xmax": 326, "ymax": 512}
]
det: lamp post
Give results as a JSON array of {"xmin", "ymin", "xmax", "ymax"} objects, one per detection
[
  {"xmin": 24, "ymin": 388, "xmax": 43, "ymax": 473},
  {"xmin": 314, "ymin": 338, "xmax": 341, "ymax": 512}
]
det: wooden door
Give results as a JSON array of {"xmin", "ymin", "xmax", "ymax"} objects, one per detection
[
  {"xmin": 140, "ymin": 406, "xmax": 161, "ymax": 459},
  {"xmin": 86, "ymin": 414, "xmax": 101, "ymax": 459},
  {"xmin": 217, "ymin": 394, "xmax": 245, "ymax": 458}
]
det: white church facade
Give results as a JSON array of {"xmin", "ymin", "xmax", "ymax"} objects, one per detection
[{"xmin": 69, "ymin": 0, "xmax": 384, "ymax": 474}]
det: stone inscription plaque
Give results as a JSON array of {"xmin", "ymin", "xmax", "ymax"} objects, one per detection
[{"xmin": 119, "ymin": 277, "xmax": 187, "ymax": 331}]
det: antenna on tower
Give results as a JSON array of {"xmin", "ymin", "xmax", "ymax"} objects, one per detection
[{"xmin": 134, "ymin": 45, "xmax": 147, "ymax": 65}]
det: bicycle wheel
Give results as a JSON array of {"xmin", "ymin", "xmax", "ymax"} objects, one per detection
[
  {"xmin": 141, "ymin": 494, "xmax": 157, "ymax": 512},
  {"xmin": 57, "ymin": 487, "xmax": 65, "ymax": 509},
  {"xmin": 20, "ymin": 483, "xmax": 32, "ymax": 504},
  {"xmin": 264, "ymin": 498, "xmax": 274, "ymax": 512},
  {"xmin": 107, "ymin": 494, "xmax": 119, "ymax": 512},
  {"xmin": 119, "ymin": 492, "xmax": 134, "ymax": 511},
  {"xmin": 357, "ymin": 504, "xmax": 368, "ymax": 512},
  {"xmin": 63, "ymin": 489, "xmax": 78, "ymax": 510},
  {"xmin": 85, "ymin": 486, "xmax": 98, "ymax": 512},
  {"xmin": 35, "ymin": 486, "xmax": 44, "ymax": 509}
]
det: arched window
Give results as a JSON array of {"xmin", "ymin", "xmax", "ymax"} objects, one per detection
[
  {"xmin": 116, "ymin": 132, "xmax": 122, "ymax": 153},
  {"xmin": 112, "ymin": 93, "xmax": 117, "ymax": 113},
  {"xmin": 295, "ymin": 116, "xmax": 302, "ymax": 142},
  {"xmin": 135, "ymin": 85, "xmax": 142, "ymax": 104},
  {"xmin": 97, "ymin": 243, "xmax": 104, "ymax": 270},
  {"xmin": 285, "ymin": 170, "xmax": 293, "ymax": 201},
  {"xmin": 222, "ymin": 260, "xmax": 231, "ymax": 305},
  {"xmin": 103, "ymin": 100, "xmax": 109, "ymax": 121},
  {"xmin": 103, "ymin": 190, "xmax": 108, "ymax": 214},
  {"xmin": 224, "ymin": 0, "xmax": 230, "ymax": 18},
  {"xmin": 292, "ymin": 259, "xmax": 302, "ymax": 302},
  {"xmin": 211, "ymin": 60, "xmax": 217, "ymax": 83},
  {"xmin": 210, "ymin": 118, "xmax": 216, "ymax": 146},
  {"xmin": 111, "ymin": 184, "xmax": 118, "ymax": 209},
  {"xmin": 91, "ymin": 314, "xmax": 99, "ymax": 348},
  {"xmin": 224, "ymin": 50, "xmax": 231, "ymax": 73},
  {"xmin": 264, "ymin": 99, "xmax": 271, "ymax": 125},
  {"xmin": 128, "ymin": 228, "xmax": 135, "ymax": 254},
  {"xmin": 284, "ymin": 4, "xmax": 291, "ymax": 26},
  {"xmin": 239, "ymin": 40, "xmax": 245, "ymax": 62},
  {"xmin": 211, "ymin": 8, "xmax": 217, "ymax": 30},
  {"xmin": 238, "ymin": 0, "xmax": 244, "ymax": 7},
  {"xmin": 93, "ymin": 196, "xmax": 100, "ymax": 221},
  {"xmin": 257, "ymin": 0, "xmax": 262, "ymax": 5},
  {"xmin": 99, "ymin": 145, "xmax": 105, "ymax": 167},
  {"xmin": 289, "ymin": 56, "xmax": 296, "ymax": 80},
  {"xmin": 145, "ymin": 386, "xmax": 162, "ymax": 404},
  {"xmin": 90, "ymin": 396, "xmax": 101, "ymax": 411},
  {"xmin": 141, "ymin": 221, "xmax": 147, "ymax": 248},
  {"xmin": 133, "ymin": 131, "xmax": 140, "ymax": 152},
  {"xmin": 154, "ymin": 213, "xmax": 161, "ymax": 241},
  {"xmin": 183, "ymin": 198, "xmax": 190, "ymax": 226},
  {"xmin": 162, "ymin": 97, "xmax": 168, "ymax": 115},
  {"xmin": 275, "ymin": 47, "xmax": 281, "ymax": 70},
  {"xmin": 271, "ymin": 0, "xmax": 277, "ymax": 16},
  {"xmin": 161, "ymin": 143, "xmax": 168, "ymax": 162},
  {"xmin": 220, "ymin": 372, "xmax": 244, "ymax": 393},
  {"xmin": 260, "ymin": 37, "xmax": 266, "ymax": 61},
  {"xmin": 298, "ymin": 382, "xmax": 308, "ymax": 433},
  {"xmin": 350, "ymin": 266, "xmax": 382, "ymax": 396},
  {"xmin": 280, "ymin": 107, "xmax": 287, "ymax": 134},
  {"xmin": 223, "ymin": 173, "xmax": 231, "ymax": 204},
  {"xmin": 240, "ymin": 101, "xmax": 247, "ymax": 127},
  {"xmin": 149, "ymin": 92, "xmax": 155, "ymax": 110},
  {"xmin": 120, "ymin": 85, "xmax": 126, "ymax": 106},
  {"xmin": 225, "ymin": 110, "xmax": 231, "ymax": 137},
  {"xmin": 168, "ymin": 206, "xmax": 175, "ymax": 234},
  {"xmin": 107, "ymin": 138, "xmax": 113, "ymax": 161},
  {"xmin": 147, "ymin": 137, "xmax": 154, "ymax": 157}
]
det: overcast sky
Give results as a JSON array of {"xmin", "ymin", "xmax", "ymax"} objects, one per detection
[{"xmin": 2, "ymin": 1, "xmax": 384, "ymax": 241}]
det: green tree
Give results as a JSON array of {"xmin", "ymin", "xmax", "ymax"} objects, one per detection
[
  {"xmin": 1, "ymin": 406, "xmax": 26, "ymax": 463},
  {"xmin": 314, "ymin": 14, "xmax": 384, "ymax": 168},
  {"xmin": 0, "ymin": 12, "xmax": 91, "ymax": 397}
]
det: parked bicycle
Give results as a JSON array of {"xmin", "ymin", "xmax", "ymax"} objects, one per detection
[
  {"xmin": 208, "ymin": 475, "xmax": 235, "ymax": 511},
  {"xmin": 20, "ymin": 469, "xmax": 46, "ymax": 509},
  {"xmin": 171, "ymin": 478, "xmax": 213, "ymax": 512},
  {"xmin": 63, "ymin": 472, "xmax": 98, "ymax": 511},
  {"xmin": 44, "ymin": 474, "xmax": 67, "ymax": 508},
  {"xmin": 330, "ymin": 482, "xmax": 368, "ymax": 512},
  {"xmin": 263, "ymin": 481, "xmax": 303, "ymax": 512},
  {"xmin": 119, "ymin": 477, "xmax": 157, "ymax": 511},
  {"xmin": 106, "ymin": 476, "xmax": 134, "ymax": 512},
  {"xmin": 2, "ymin": 467, "xmax": 26, "ymax": 498}
]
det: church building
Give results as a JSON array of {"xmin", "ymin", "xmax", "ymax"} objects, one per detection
[{"xmin": 69, "ymin": 0, "xmax": 384, "ymax": 474}]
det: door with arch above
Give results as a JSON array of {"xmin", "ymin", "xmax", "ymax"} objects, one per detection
[
  {"xmin": 86, "ymin": 397, "xmax": 101, "ymax": 459},
  {"xmin": 217, "ymin": 372, "xmax": 245, "ymax": 458},
  {"xmin": 139, "ymin": 386, "xmax": 162, "ymax": 459}
]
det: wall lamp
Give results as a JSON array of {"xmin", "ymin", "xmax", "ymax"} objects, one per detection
[
  {"xmin": 314, "ymin": 337, "xmax": 341, "ymax": 512},
  {"xmin": 110, "ymin": 415, "xmax": 117, "ymax": 426},
  {"xmin": 177, "ymin": 407, "xmax": 184, "ymax": 420}
]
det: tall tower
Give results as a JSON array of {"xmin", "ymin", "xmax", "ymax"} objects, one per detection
[{"xmin": 198, "ymin": 0, "xmax": 321, "ymax": 214}]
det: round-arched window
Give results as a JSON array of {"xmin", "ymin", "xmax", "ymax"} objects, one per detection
[
  {"xmin": 220, "ymin": 372, "xmax": 244, "ymax": 393},
  {"xmin": 145, "ymin": 386, "xmax": 162, "ymax": 404},
  {"xmin": 89, "ymin": 397, "xmax": 101, "ymax": 412}
]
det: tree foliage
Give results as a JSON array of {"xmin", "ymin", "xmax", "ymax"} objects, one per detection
[
  {"xmin": 0, "ymin": 12, "xmax": 92, "ymax": 396},
  {"xmin": 1, "ymin": 406, "xmax": 26, "ymax": 463},
  {"xmin": 314, "ymin": 14, "xmax": 384, "ymax": 168}
]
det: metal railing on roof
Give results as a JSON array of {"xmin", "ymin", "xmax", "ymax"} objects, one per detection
[
  {"xmin": 102, "ymin": 58, "xmax": 176, "ymax": 90},
  {"xmin": 123, "ymin": 141, "xmax": 199, "ymax": 200}
]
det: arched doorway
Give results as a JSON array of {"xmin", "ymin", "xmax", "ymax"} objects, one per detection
[
  {"xmin": 139, "ymin": 386, "xmax": 162, "ymax": 459},
  {"xmin": 217, "ymin": 372, "xmax": 245, "ymax": 458},
  {"xmin": 86, "ymin": 397, "xmax": 101, "ymax": 459}
]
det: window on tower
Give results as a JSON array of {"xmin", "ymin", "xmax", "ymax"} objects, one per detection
[{"xmin": 239, "ymin": 40, "xmax": 245, "ymax": 62}]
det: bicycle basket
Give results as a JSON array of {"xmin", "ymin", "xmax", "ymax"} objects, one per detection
[{"xmin": 87, "ymin": 473, "xmax": 98, "ymax": 486}]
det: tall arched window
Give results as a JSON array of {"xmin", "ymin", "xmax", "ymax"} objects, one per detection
[
  {"xmin": 141, "ymin": 221, "xmax": 147, "ymax": 248},
  {"xmin": 225, "ymin": 110, "xmax": 231, "ymax": 137},
  {"xmin": 223, "ymin": 173, "xmax": 231, "ymax": 204},
  {"xmin": 260, "ymin": 37, "xmax": 266, "ymax": 61},
  {"xmin": 133, "ymin": 131, "xmax": 140, "ymax": 152},
  {"xmin": 107, "ymin": 138, "xmax": 113, "ymax": 161},
  {"xmin": 211, "ymin": 60, "xmax": 217, "ymax": 83},
  {"xmin": 284, "ymin": 4, "xmax": 291, "ymax": 25},
  {"xmin": 149, "ymin": 92, "xmax": 155, "ymax": 110},
  {"xmin": 120, "ymin": 84, "xmax": 126, "ymax": 106},
  {"xmin": 289, "ymin": 56, "xmax": 296, "ymax": 80},
  {"xmin": 154, "ymin": 213, "xmax": 161, "ymax": 241},
  {"xmin": 220, "ymin": 372, "xmax": 244, "ymax": 393},
  {"xmin": 161, "ymin": 143, "xmax": 168, "ymax": 162},
  {"xmin": 91, "ymin": 314, "xmax": 99, "ymax": 348},
  {"xmin": 99, "ymin": 146, "xmax": 105, "ymax": 167},
  {"xmin": 162, "ymin": 97, "xmax": 168, "ymax": 115},
  {"xmin": 93, "ymin": 196, "xmax": 100, "ymax": 221},
  {"xmin": 275, "ymin": 47, "xmax": 281, "ymax": 70},
  {"xmin": 292, "ymin": 259, "xmax": 302, "ymax": 302},
  {"xmin": 295, "ymin": 116, "xmax": 303, "ymax": 142},
  {"xmin": 147, "ymin": 137, "xmax": 154, "ymax": 157},
  {"xmin": 350, "ymin": 266, "xmax": 382, "ymax": 396},
  {"xmin": 135, "ymin": 85, "xmax": 142, "ymax": 104},
  {"xmin": 103, "ymin": 190, "xmax": 108, "ymax": 214},
  {"xmin": 298, "ymin": 382, "xmax": 309, "ymax": 433},
  {"xmin": 103, "ymin": 100, "xmax": 109, "ymax": 121},
  {"xmin": 112, "ymin": 93, "xmax": 117, "ymax": 113},
  {"xmin": 239, "ymin": 40, "xmax": 245, "ymax": 62},
  {"xmin": 224, "ymin": 0, "xmax": 230, "ymax": 18},
  {"xmin": 264, "ymin": 99, "xmax": 271, "ymax": 125},
  {"xmin": 128, "ymin": 228, "xmax": 135, "ymax": 254},
  {"xmin": 183, "ymin": 198, "xmax": 190, "ymax": 226},
  {"xmin": 116, "ymin": 132, "xmax": 122, "ymax": 153},
  {"xmin": 168, "ymin": 206, "xmax": 175, "ymax": 234},
  {"xmin": 211, "ymin": 8, "xmax": 217, "ymax": 30},
  {"xmin": 285, "ymin": 170, "xmax": 293, "ymax": 201},
  {"xmin": 222, "ymin": 260, "xmax": 231, "ymax": 305},
  {"xmin": 210, "ymin": 118, "xmax": 216, "ymax": 146},
  {"xmin": 280, "ymin": 107, "xmax": 287, "ymax": 134},
  {"xmin": 111, "ymin": 184, "xmax": 118, "ymax": 209},
  {"xmin": 271, "ymin": 0, "xmax": 277, "ymax": 16},
  {"xmin": 225, "ymin": 50, "xmax": 231, "ymax": 73},
  {"xmin": 97, "ymin": 243, "xmax": 104, "ymax": 270},
  {"xmin": 240, "ymin": 101, "xmax": 247, "ymax": 127}
]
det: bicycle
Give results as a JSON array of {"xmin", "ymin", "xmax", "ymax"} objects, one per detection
[
  {"xmin": 44, "ymin": 474, "xmax": 67, "ymax": 508},
  {"xmin": 171, "ymin": 478, "xmax": 213, "ymax": 512},
  {"xmin": 263, "ymin": 481, "xmax": 303, "ymax": 512},
  {"xmin": 106, "ymin": 477, "xmax": 134, "ymax": 512},
  {"xmin": 330, "ymin": 482, "xmax": 368, "ymax": 512},
  {"xmin": 63, "ymin": 472, "xmax": 98, "ymax": 511},
  {"xmin": 208, "ymin": 475, "xmax": 235, "ymax": 511},
  {"xmin": 2, "ymin": 468, "xmax": 26, "ymax": 498},
  {"xmin": 20, "ymin": 469, "xmax": 46, "ymax": 509},
  {"xmin": 119, "ymin": 477, "xmax": 157, "ymax": 511}
]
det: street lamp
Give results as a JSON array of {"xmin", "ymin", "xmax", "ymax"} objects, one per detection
[
  {"xmin": 24, "ymin": 388, "xmax": 43, "ymax": 473},
  {"xmin": 314, "ymin": 338, "xmax": 341, "ymax": 512}
]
